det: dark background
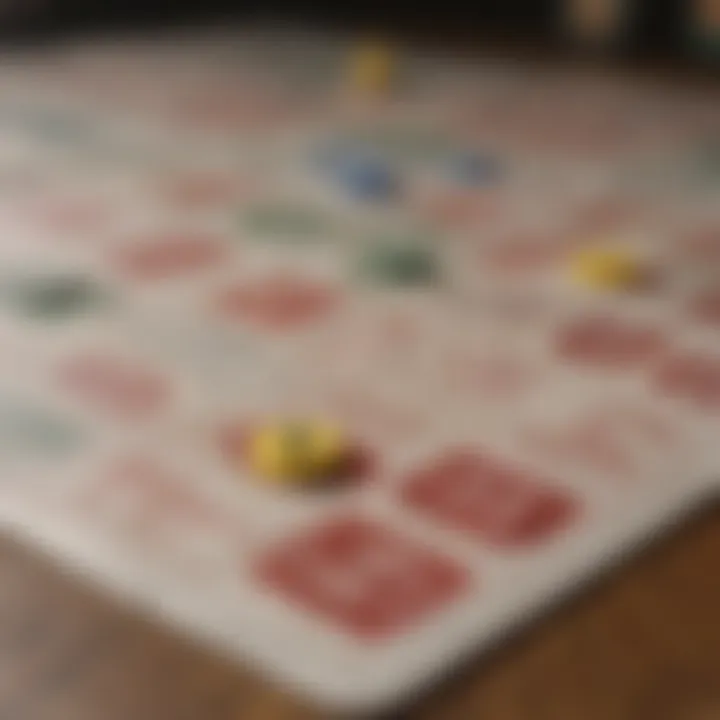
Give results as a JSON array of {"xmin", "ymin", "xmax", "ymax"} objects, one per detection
[{"xmin": 0, "ymin": 0, "xmax": 712, "ymax": 66}]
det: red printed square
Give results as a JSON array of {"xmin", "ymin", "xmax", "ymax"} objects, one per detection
[
  {"xmin": 678, "ymin": 227, "xmax": 720, "ymax": 261},
  {"xmin": 58, "ymin": 353, "xmax": 169, "ymax": 418},
  {"xmin": 654, "ymin": 352, "xmax": 720, "ymax": 409},
  {"xmin": 421, "ymin": 191, "xmax": 501, "ymax": 230},
  {"xmin": 115, "ymin": 233, "xmax": 224, "ymax": 280},
  {"xmin": 401, "ymin": 449, "xmax": 577, "ymax": 547},
  {"xmin": 571, "ymin": 198, "xmax": 639, "ymax": 234},
  {"xmin": 35, "ymin": 198, "xmax": 110, "ymax": 236},
  {"xmin": 216, "ymin": 276, "xmax": 339, "ymax": 331},
  {"xmin": 255, "ymin": 516, "xmax": 469, "ymax": 640},
  {"xmin": 217, "ymin": 422, "xmax": 250, "ymax": 467},
  {"xmin": 483, "ymin": 237, "xmax": 565, "ymax": 273},
  {"xmin": 80, "ymin": 456, "xmax": 240, "ymax": 537},
  {"xmin": 556, "ymin": 315, "xmax": 664, "ymax": 370},
  {"xmin": 159, "ymin": 172, "xmax": 240, "ymax": 208},
  {"xmin": 689, "ymin": 290, "xmax": 720, "ymax": 326}
]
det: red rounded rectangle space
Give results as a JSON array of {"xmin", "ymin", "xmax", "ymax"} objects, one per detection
[
  {"xmin": 400, "ymin": 449, "xmax": 579, "ymax": 548},
  {"xmin": 215, "ymin": 276, "xmax": 340, "ymax": 331},
  {"xmin": 253, "ymin": 516, "xmax": 470, "ymax": 641},
  {"xmin": 57, "ymin": 353, "xmax": 169, "ymax": 419},
  {"xmin": 653, "ymin": 351, "xmax": 720, "ymax": 410},
  {"xmin": 114, "ymin": 233, "xmax": 225, "ymax": 281},
  {"xmin": 555, "ymin": 314, "xmax": 665, "ymax": 371}
]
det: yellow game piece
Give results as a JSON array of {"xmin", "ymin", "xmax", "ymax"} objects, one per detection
[
  {"xmin": 247, "ymin": 421, "xmax": 346, "ymax": 485},
  {"xmin": 570, "ymin": 247, "xmax": 641, "ymax": 290},
  {"xmin": 349, "ymin": 40, "xmax": 394, "ymax": 95}
]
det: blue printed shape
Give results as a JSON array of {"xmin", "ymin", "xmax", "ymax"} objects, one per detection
[
  {"xmin": 445, "ymin": 151, "xmax": 503, "ymax": 186},
  {"xmin": 315, "ymin": 140, "xmax": 400, "ymax": 201}
]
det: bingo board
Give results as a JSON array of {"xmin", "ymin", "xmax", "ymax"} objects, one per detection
[{"xmin": 0, "ymin": 26, "xmax": 718, "ymax": 714}]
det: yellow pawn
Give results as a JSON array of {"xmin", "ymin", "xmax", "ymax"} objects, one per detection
[
  {"xmin": 349, "ymin": 39, "xmax": 394, "ymax": 95},
  {"xmin": 570, "ymin": 247, "xmax": 642, "ymax": 290},
  {"xmin": 247, "ymin": 420, "xmax": 347, "ymax": 486}
]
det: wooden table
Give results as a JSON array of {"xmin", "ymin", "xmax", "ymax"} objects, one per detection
[{"xmin": 0, "ymin": 505, "xmax": 717, "ymax": 719}]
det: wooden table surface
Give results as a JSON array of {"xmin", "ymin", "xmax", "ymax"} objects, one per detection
[{"xmin": 0, "ymin": 504, "xmax": 716, "ymax": 720}]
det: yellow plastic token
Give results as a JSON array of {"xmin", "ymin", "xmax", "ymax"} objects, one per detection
[
  {"xmin": 247, "ymin": 421, "xmax": 346, "ymax": 485},
  {"xmin": 570, "ymin": 247, "xmax": 641, "ymax": 290},
  {"xmin": 349, "ymin": 40, "xmax": 394, "ymax": 95}
]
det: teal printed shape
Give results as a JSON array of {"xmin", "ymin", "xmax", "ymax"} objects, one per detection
[
  {"xmin": 357, "ymin": 235, "xmax": 440, "ymax": 287},
  {"xmin": 18, "ymin": 107, "xmax": 94, "ymax": 145},
  {"xmin": 242, "ymin": 203, "xmax": 330, "ymax": 242},
  {"xmin": 0, "ymin": 274, "xmax": 108, "ymax": 322}
]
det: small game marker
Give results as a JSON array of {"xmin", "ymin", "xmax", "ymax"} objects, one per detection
[
  {"xmin": 570, "ymin": 247, "xmax": 644, "ymax": 291},
  {"xmin": 348, "ymin": 38, "xmax": 395, "ymax": 96},
  {"xmin": 246, "ymin": 420, "xmax": 352, "ymax": 488}
]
